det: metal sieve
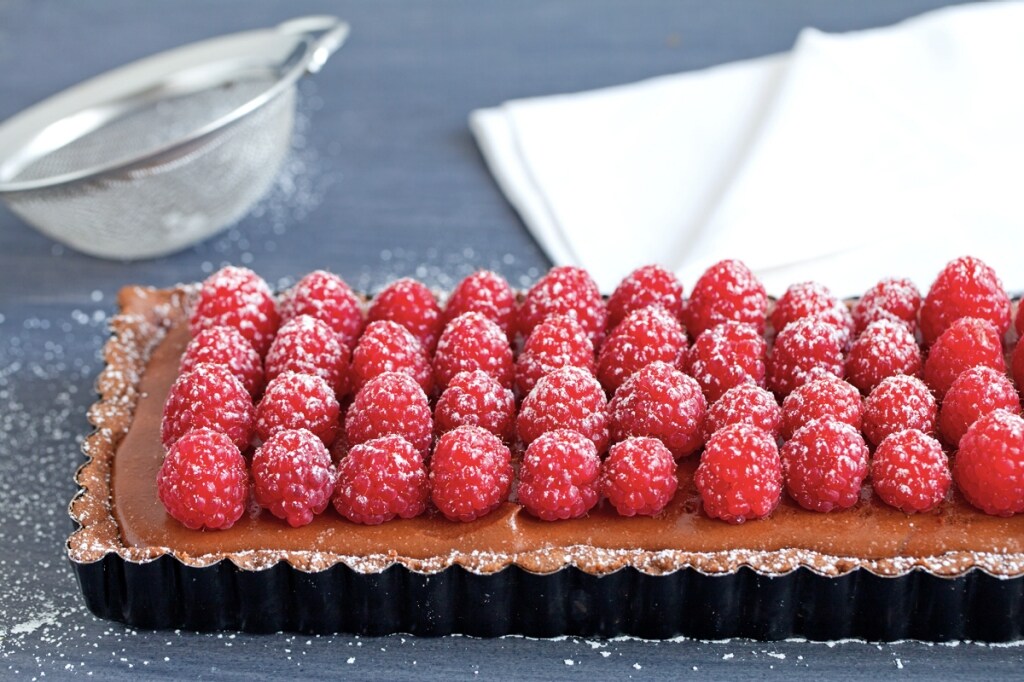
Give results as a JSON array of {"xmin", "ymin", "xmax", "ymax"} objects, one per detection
[{"xmin": 0, "ymin": 16, "xmax": 348, "ymax": 259}]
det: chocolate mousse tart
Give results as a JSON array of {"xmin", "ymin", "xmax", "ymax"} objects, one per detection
[{"xmin": 68, "ymin": 284, "xmax": 1024, "ymax": 640}]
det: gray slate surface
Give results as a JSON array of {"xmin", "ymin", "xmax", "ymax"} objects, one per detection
[{"xmin": 1, "ymin": 0, "xmax": 1020, "ymax": 678}]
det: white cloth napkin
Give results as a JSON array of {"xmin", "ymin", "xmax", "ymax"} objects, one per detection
[{"xmin": 470, "ymin": 2, "xmax": 1024, "ymax": 297}]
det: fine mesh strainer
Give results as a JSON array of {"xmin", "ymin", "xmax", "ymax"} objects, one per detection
[{"xmin": 0, "ymin": 16, "xmax": 348, "ymax": 259}]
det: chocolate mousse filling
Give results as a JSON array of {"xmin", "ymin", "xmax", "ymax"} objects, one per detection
[{"xmin": 69, "ymin": 285, "xmax": 1024, "ymax": 578}]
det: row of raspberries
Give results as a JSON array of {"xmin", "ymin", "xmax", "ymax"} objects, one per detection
[{"xmin": 157, "ymin": 257, "xmax": 1024, "ymax": 531}]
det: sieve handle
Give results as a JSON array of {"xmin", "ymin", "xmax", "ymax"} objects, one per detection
[{"xmin": 276, "ymin": 16, "xmax": 350, "ymax": 74}]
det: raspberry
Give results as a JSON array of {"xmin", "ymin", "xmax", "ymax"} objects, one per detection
[
  {"xmin": 430, "ymin": 426, "xmax": 512, "ymax": 522},
  {"xmin": 870, "ymin": 429, "xmax": 950, "ymax": 513},
  {"xmin": 515, "ymin": 315, "xmax": 595, "ymax": 397},
  {"xmin": 685, "ymin": 322, "xmax": 767, "ymax": 403},
  {"xmin": 344, "ymin": 372, "xmax": 433, "ymax": 457},
  {"xmin": 843, "ymin": 319, "xmax": 922, "ymax": 394},
  {"xmin": 434, "ymin": 370, "xmax": 515, "ymax": 442},
  {"xmin": 600, "ymin": 437, "xmax": 678, "ymax": 517},
  {"xmin": 255, "ymin": 372, "xmax": 340, "ymax": 447},
  {"xmin": 281, "ymin": 270, "xmax": 364, "ymax": 349},
  {"xmin": 606, "ymin": 264, "xmax": 685, "ymax": 329},
  {"xmin": 1013, "ymin": 337, "xmax": 1024, "ymax": 395},
  {"xmin": 704, "ymin": 383, "xmax": 782, "ymax": 440},
  {"xmin": 517, "ymin": 430, "xmax": 601, "ymax": 520},
  {"xmin": 517, "ymin": 266, "xmax": 608, "ymax": 349},
  {"xmin": 694, "ymin": 423, "xmax": 783, "ymax": 524},
  {"xmin": 684, "ymin": 259, "xmax": 769, "ymax": 338},
  {"xmin": 922, "ymin": 316, "xmax": 1005, "ymax": 398},
  {"xmin": 954, "ymin": 409, "xmax": 1024, "ymax": 516},
  {"xmin": 264, "ymin": 314, "xmax": 350, "ymax": 398},
  {"xmin": 609, "ymin": 361, "xmax": 707, "ymax": 458},
  {"xmin": 190, "ymin": 266, "xmax": 280, "ymax": 356},
  {"xmin": 156, "ymin": 428, "xmax": 248, "ymax": 530},
  {"xmin": 161, "ymin": 363, "xmax": 254, "ymax": 450},
  {"xmin": 443, "ymin": 270, "xmax": 516, "ymax": 339},
  {"xmin": 938, "ymin": 366, "xmax": 1020, "ymax": 446},
  {"xmin": 179, "ymin": 326, "xmax": 264, "ymax": 398},
  {"xmin": 596, "ymin": 306, "xmax": 688, "ymax": 393},
  {"xmin": 920, "ymin": 255, "xmax": 1010, "ymax": 346},
  {"xmin": 771, "ymin": 282, "xmax": 854, "ymax": 346},
  {"xmin": 350, "ymin": 320, "xmax": 433, "ymax": 394},
  {"xmin": 252, "ymin": 428, "xmax": 336, "ymax": 527},
  {"xmin": 332, "ymin": 435, "xmax": 429, "ymax": 524},
  {"xmin": 367, "ymin": 278, "xmax": 443, "ymax": 354},
  {"xmin": 862, "ymin": 375, "xmax": 938, "ymax": 448},
  {"xmin": 780, "ymin": 420, "xmax": 869, "ymax": 513},
  {"xmin": 781, "ymin": 376, "xmax": 863, "ymax": 440},
  {"xmin": 851, "ymin": 277, "xmax": 921, "ymax": 336},
  {"xmin": 517, "ymin": 366, "xmax": 610, "ymax": 452},
  {"xmin": 766, "ymin": 317, "xmax": 845, "ymax": 397},
  {"xmin": 433, "ymin": 312, "xmax": 514, "ymax": 390}
]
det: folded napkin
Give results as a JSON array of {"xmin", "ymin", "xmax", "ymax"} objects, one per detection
[{"xmin": 471, "ymin": 2, "xmax": 1024, "ymax": 297}]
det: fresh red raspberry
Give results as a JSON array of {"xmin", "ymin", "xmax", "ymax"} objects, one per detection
[
  {"xmin": 367, "ymin": 278, "xmax": 443, "ymax": 354},
  {"xmin": 606, "ymin": 264, "xmax": 685, "ymax": 329},
  {"xmin": 781, "ymin": 376, "xmax": 863, "ymax": 440},
  {"xmin": 517, "ymin": 366, "xmax": 610, "ymax": 452},
  {"xmin": 517, "ymin": 266, "xmax": 608, "ymax": 349},
  {"xmin": 264, "ymin": 314, "xmax": 350, "ymax": 398},
  {"xmin": 433, "ymin": 312, "xmax": 514, "ymax": 390},
  {"xmin": 851, "ymin": 277, "xmax": 921, "ymax": 336},
  {"xmin": 780, "ymin": 420, "xmax": 869, "ymax": 513},
  {"xmin": 515, "ymin": 315, "xmax": 595, "ymax": 397},
  {"xmin": 281, "ymin": 270, "xmax": 364, "ymax": 349},
  {"xmin": 332, "ymin": 435, "xmax": 428, "ymax": 524},
  {"xmin": 252, "ymin": 428, "xmax": 336, "ymax": 527},
  {"xmin": 350, "ymin": 320, "xmax": 433, "ymax": 395},
  {"xmin": 862, "ymin": 375, "xmax": 938, "ymax": 448},
  {"xmin": 434, "ymin": 370, "xmax": 515, "ymax": 442},
  {"xmin": 704, "ymin": 383, "xmax": 782, "ymax": 440},
  {"xmin": 1013, "ymin": 337, "xmax": 1024, "ymax": 396},
  {"xmin": 694, "ymin": 423, "xmax": 783, "ymax": 524},
  {"xmin": 609, "ymin": 361, "xmax": 707, "ymax": 458},
  {"xmin": 179, "ymin": 326, "xmax": 265, "ymax": 398},
  {"xmin": 684, "ymin": 259, "xmax": 768, "ymax": 338},
  {"xmin": 920, "ymin": 255, "xmax": 1011, "ymax": 346},
  {"xmin": 430, "ymin": 426, "xmax": 512, "ymax": 522},
  {"xmin": 344, "ymin": 372, "xmax": 433, "ymax": 457},
  {"xmin": 843, "ymin": 319, "xmax": 922, "ymax": 394},
  {"xmin": 770, "ymin": 281, "xmax": 853, "ymax": 347},
  {"xmin": 685, "ymin": 322, "xmax": 767, "ymax": 403},
  {"xmin": 954, "ymin": 409, "xmax": 1024, "ymax": 516},
  {"xmin": 599, "ymin": 437, "xmax": 678, "ymax": 517},
  {"xmin": 190, "ymin": 266, "xmax": 280, "ymax": 356},
  {"xmin": 517, "ymin": 430, "xmax": 601, "ymax": 520},
  {"xmin": 443, "ymin": 270, "xmax": 516, "ymax": 339},
  {"xmin": 157, "ymin": 428, "xmax": 248, "ymax": 530},
  {"xmin": 161, "ymin": 362, "xmax": 254, "ymax": 450},
  {"xmin": 766, "ymin": 317, "xmax": 845, "ymax": 397},
  {"xmin": 938, "ymin": 366, "xmax": 1020, "ymax": 446},
  {"xmin": 597, "ymin": 307, "xmax": 688, "ymax": 393},
  {"xmin": 871, "ymin": 429, "xmax": 950, "ymax": 513},
  {"xmin": 255, "ymin": 372, "xmax": 340, "ymax": 447},
  {"xmin": 922, "ymin": 316, "xmax": 1005, "ymax": 398}
]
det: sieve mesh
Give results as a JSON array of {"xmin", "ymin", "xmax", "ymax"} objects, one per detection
[
  {"xmin": 11, "ymin": 77, "xmax": 278, "ymax": 184},
  {"xmin": 5, "ymin": 85, "xmax": 295, "ymax": 259}
]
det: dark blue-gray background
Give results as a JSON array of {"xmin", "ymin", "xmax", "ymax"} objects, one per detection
[{"xmin": 1, "ymin": 0, "xmax": 1019, "ymax": 678}]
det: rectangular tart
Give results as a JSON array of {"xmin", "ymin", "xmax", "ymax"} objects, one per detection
[{"xmin": 68, "ymin": 285, "xmax": 1024, "ymax": 640}]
